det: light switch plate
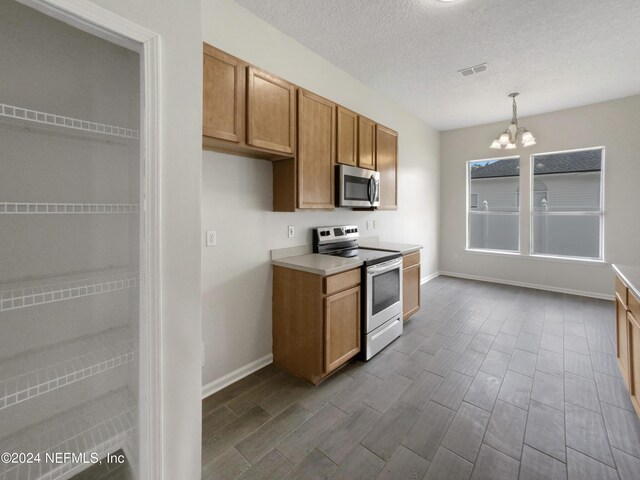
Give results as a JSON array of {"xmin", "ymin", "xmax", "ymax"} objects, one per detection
[
  {"xmin": 206, "ymin": 230, "xmax": 216, "ymax": 247},
  {"xmin": 288, "ymin": 225, "xmax": 295, "ymax": 238}
]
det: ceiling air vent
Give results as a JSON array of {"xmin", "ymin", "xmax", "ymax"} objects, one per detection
[{"xmin": 458, "ymin": 62, "xmax": 488, "ymax": 77}]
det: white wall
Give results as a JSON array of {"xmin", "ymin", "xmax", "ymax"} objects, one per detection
[
  {"xmin": 201, "ymin": 0, "xmax": 440, "ymax": 389},
  {"xmin": 82, "ymin": 0, "xmax": 203, "ymax": 478},
  {"xmin": 440, "ymin": 95, "xmax": 640, "ymax": 298}
]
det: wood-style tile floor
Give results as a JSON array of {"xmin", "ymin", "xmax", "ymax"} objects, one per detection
[{"xmin": 201, "ymin": 276, "xmax": 640, "ymax": 480}]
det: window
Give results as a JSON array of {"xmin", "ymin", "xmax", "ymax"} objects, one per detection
[
  {"xmin": 467, "ymin": 157, "xmax": 520, "ymax": 252},
  {"xmin": 531, "ymin": 148, "xmax": 604, "ymax": 260}
]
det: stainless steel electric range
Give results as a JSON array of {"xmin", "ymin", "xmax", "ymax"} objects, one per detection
[{"xmin": 313, "ymin": 225, "xmax": 403, "ymax": 360}]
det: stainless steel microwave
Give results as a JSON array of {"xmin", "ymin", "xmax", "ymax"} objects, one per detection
[{"xmin": 336, "ymin": 165, "xmax": 380, "ymax": 208}]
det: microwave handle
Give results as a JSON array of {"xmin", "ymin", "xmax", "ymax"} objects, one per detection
[
  {"xmin": 373, "ymin": 177, "xmax": 379, "ymax": 203},
  {"xmin": 367, "ymin": 177, "xmax": 374, "ymax": 205}
]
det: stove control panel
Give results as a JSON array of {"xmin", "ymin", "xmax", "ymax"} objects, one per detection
[{"xmin": 314, "ymin": 225, "xmax": 359, "ymax": 243}]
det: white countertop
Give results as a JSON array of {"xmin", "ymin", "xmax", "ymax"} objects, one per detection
[
  {"xmin": 613, "ymin": 264, "xmax": 640, "ymax": 301},
  {"xmin": 358, "ymin": 240, "xmax": 422, "ymax": 255},
  {"xmin": 272, "ymin": 253, "xmax": 363, "ymax": 276}
]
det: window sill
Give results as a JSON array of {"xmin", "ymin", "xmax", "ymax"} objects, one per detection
[{"xmin": 465, "ymin": 249, "xmax": 608, "ymax": 266}]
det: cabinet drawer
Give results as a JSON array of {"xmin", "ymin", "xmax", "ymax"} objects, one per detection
[
  {"xmin": 403, "ymin": 251, "xmax": 420, "ymax": 268},
  {"xmin": 324, "ymin": 268, "xmax": 360, "ymax": 295},
  {"xmin": 616, "ymin": 276, "xmax": 628, "ymax": 308},
  {"xmin": 365, "ymin": 315, "xmax": 402, "ymax": 360},
  {"xmin": 630, "ymin": 292, "xmax": 640, "ymax": 321}
]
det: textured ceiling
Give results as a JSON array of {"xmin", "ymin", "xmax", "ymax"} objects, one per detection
[{"xmin": 235, "ymin": 0, "xmax": 640, "ymax": 130}]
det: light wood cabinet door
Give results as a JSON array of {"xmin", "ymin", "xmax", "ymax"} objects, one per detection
[
  {"xmin": 629, "ymin": 311, "xmax": 640, "ymax": 414},
  {"xmin": 297, "ymin": 89, "xmax": 335, "ymax": 209},
  {"xmin": 403, "ymin": 263, "xmax": 421, "ymax": 322},
  {"xmin": 247, "ymin": 66, "xmax": 296, "ymax": 154},
  {"xmin": 617, "ymin": 296, "xmax": 630, "ymax": 386},
  {"xmin": 324, "ymin": 286, "xmax": 360, "ymax": 374},
  {"xmin": 203, "ymin": 44, "xmax": 244, "ymax": 142},
  {"xmin": 337, "ymin": 106, "xmax": 357, "ymax": 166},
  {"xmin": 357, "ymin": 116, "xmax": 376, "ymax": 170},
  {"xmin": 376, "ymin": 124, "xmax": 398, "ymax": 210}
]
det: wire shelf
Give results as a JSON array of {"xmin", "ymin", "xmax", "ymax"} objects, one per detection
[
  {"xmin": 0, "ymin": 103, "xmax": 139, "ymax": 140},
  {"xmin": 0, "ymin": 388, "xmax": 136, "ymax": 480},
  {"xmin": 0, "ymin": 269, "xmax": 138, "ymax": 313},
  {"xmin": 0, "ymin": 326, "xmax": 135, "ymax": 412},
  {"xmin": 0, "ymin": 202, "xmax": 139, "ymax": 214}
]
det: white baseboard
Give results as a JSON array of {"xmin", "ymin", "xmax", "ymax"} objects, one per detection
[
  {"xmin": 202, "ymin": 353, "xmax": 273, "ymax": 399},
  {"xmin": 421, "ymin": 271, "xmax": 440, "ymax": 285},
  {"xmin": 439, "ymin": 271, "xmax": 615, "ymax": 301}
]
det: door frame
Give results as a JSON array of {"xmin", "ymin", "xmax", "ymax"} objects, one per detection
[{"xmin": 16, "ymin": 1, "xmax": 162, "ymax": 479}]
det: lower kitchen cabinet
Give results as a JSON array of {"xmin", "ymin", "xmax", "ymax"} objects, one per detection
[
  {"xmin": 630, "ymin": 310, "xmax": 640, "ymax": 412},
  {"xmin": 324, "ymin": 285, "xmax": 360, "ymax": 373},
  {"xmin": 614, "ymin": 269, "xmax": 640, "ymax": 415},
  {"xmin": 402, "ymin": 251, "xmax": 421, "ymax": 321},
  {"xmin": 616, "ymin": 292, "xmax": 630, "ymax": 385},
  {"xmin": 273, "ymin": 266, "xmax": 361, "ymax": 384}
]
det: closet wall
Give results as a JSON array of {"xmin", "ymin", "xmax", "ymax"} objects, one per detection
[{"xmin": 0, "ymin": 1, "xmax": 141, "ymax": 478}]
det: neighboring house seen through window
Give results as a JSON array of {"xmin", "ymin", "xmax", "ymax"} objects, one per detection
[
  {"xmin": 531, "ymin": 148, "xmax": 604, "ymax": 260},
  {"xmin": 467, "ymin": 157, "xmax": 520, "ymax": 252}
]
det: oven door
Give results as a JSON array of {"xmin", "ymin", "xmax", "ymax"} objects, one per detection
[
  {"xmin": 337, "ymin": 165, "xmax": 380, "ymax": 207},
  {"xmin": 365, "ymin": 257, "xmax": 403, "ymax": 333}
]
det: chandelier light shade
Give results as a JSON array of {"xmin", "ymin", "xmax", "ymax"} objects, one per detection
[{"xmin": 490, "ymin": 93, "xmax": 536, "ymax": 149}]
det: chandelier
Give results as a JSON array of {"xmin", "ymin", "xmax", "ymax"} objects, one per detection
[{"xmin": 490, "ymin": 93, "xmax": 536, "ymax": 149}]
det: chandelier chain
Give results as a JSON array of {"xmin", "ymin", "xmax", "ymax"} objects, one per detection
[{"xmin": 512, "ymin": 96, "xmax": 518, "ymax": 125}]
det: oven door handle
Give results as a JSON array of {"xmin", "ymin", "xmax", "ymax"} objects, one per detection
[{"xmin": 367, "ymin": 257, "xmax": 402, "ymax": 274}]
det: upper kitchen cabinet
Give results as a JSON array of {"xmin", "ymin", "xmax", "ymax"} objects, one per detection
[
  {"xmin": 336, "ymin": 106, "xmax": 358, "ymax": 166},
  {"xmin": 203, "ymin": 44, "xmax": 244, "ymax": 143},
  {"xmin": 376, "ymin": 124, "xmax": 398, "ymax": 210},
  {"xmin": 357, "ymin": 116, "xmax": 376, "ymax": 170},
  {"xmin": 297, "ymin": 89, "xmax": 336, "ymax": 209},
  {"xmin": 201, "ymin": 44, "xmax": 400, "ymax": 212},
  {"xmin": 202, "ymin": 44, "xmax": 294, "ymax": 160},
  {"xmin": 247, "ymin": 66, "xmax": 296, "ymax": 154}
]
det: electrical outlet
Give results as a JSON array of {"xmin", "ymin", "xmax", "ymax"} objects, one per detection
[
  {"xmin": 373, "ymin": 219, "xmax": 377, "ymax": 229},
  {"xmin": 366, "ymin": 220, "xmax": 371, "ymax": 230},
  {"xmin": 288, "ymin": 225, "xmax": 295, "ymax": 238},
  {"xmin": 206, "ymin": 230, "xmax": 216, "ymax": 247}
]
